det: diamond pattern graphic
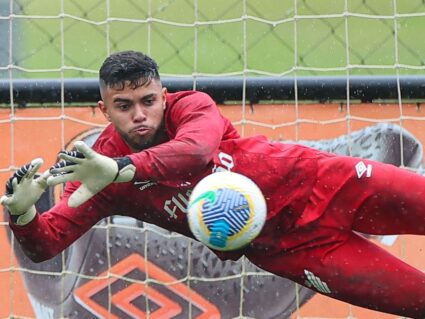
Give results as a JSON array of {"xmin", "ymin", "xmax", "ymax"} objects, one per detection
[
  {"xmin": 112, "ymin": 284, "xmax": 182, "ymax": 319},
  {"xmin": 74, "ymin": 253, "xmax": 220, "ymax": 319}
]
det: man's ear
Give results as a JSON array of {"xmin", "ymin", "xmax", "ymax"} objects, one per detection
[
  {"xmin": 98, "ymin": 100, "xmax": 111, "ymax": 122},
  {"xmin": 162, "ymin": 87, "xmax": 167, "ymax": 109}
]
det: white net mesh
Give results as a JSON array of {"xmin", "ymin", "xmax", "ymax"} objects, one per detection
[{"xmin": 1, "ymin": 1, "xmax": 425, "ymax": 318}]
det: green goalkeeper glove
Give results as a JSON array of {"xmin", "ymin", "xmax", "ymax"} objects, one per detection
[
  {"xmin": 47, "ymin": 141, "xmax": 136, "ymax": 208},
  {"xmin": 0, "ymin": 158, "xmax": 49, "ymax": 225}
]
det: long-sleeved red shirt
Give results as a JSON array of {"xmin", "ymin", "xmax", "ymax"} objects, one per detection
[{"xmin": 10, "ymin": 90, "xmax": 318, "ymax": 263}]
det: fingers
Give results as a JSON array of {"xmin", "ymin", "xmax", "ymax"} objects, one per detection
[
  {"xmin": 48, "ymin": 160, "xmax": 78, "ymax": 186},
  {"xmin": 30, "ymin": 157, "xmax": 44, "ymax": 167},
  {"xmin": 47, "ymin": 143, "xmax": 91, "ymax": 187},
  {"xmin": 73, "ymin": 141, "xmax": 94, "ymax": 159},
  {"xmin": 8, "ymin": 158, "xmax": 43, "ymax": 185},
  {"xmin": 6, "ymin": 163, "xmax": 32, "ymax": 195},
  {"xmin": 46, "ymin": 172, "xmax": 76, "ymax": 187},
  {"xmin": 53, "ymin": 144, "xmax": 87, "ymax": 172},
  {"xmin": 14, "ymin": 163, "xmax": 32, "ymax": 184},
  {"xmin": 61, "ymin": 150, "xmax": 85, "ymax": 159},
  {"xmin": 4, "ymin": 158, "xmax": 41, "ymax": 195},
  {"xmin": 36, "ymin": 169, "xmax": 51, "ymax": 188},
  {"xmin": 3, "ymin": 158, "xmax": 52, "ymax": 200},
  {"xmin": 5, "ymin": 178, "xmax": 13, "ymax": 195},
  {"xmin": 38, "ymin": 169, "xmax": 51, "ymax": 182},
  {"xmin": 0, "ymin": 194, "xmax": 10, "ymax": 206},
  {"xmin": 50, "ymin": 160, "xmax": 77, "ymax": 175},
  {"xmin": 11, "ymin": 177, "xmax": 19, "ymax": 192},
  {"xmin": 58, "ymin": 151, "xmax": 85, "ymax": 164},
  {"xmin": 27, "ymin": 158, "xmax": 44, "ymax": 179},
  {"xmin": 68, "ymin": 184, "xmax": 95, "ymax": 207}
]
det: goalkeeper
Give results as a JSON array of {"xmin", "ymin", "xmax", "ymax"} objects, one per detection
[{"xmin": 3, "ymin": 50, "xmax": 425, "ymax": 317}]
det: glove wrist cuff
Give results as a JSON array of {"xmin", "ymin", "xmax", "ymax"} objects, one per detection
[
  {"xmin": 113, "ymin": 157, "xmax": 136, "ymax": 183},
  {"xmin": 11, "ymin": 206, "xmax": 37, "ymax": 226}
]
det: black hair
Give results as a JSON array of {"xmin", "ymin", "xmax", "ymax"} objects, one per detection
[{"xmin": 99, "ymin": 50, "xmax": 160, "ymax": 91}]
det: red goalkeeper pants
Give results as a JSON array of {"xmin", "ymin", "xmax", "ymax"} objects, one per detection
[{"xmin": 250, "ymin": 153, "xmax": 425, "ymax": 317}]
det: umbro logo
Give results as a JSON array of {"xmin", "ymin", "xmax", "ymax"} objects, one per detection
[
  {"xmin": 304, "ymin": 269, "xmax": 331, "ymax": 294},
  {"xmin": 355, "ymin": 161, "xmax": 372, "ymax": 178},
  {"xmin": 134, "ymin": 180, "xmax": 157, "ymax": 190},
  {"xmin": 74, "ymin": 254, "xmax": 220, "ymax": 318}
]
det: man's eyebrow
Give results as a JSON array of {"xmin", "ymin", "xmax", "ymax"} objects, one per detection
[
  {"xmin": 113, "ymin": 97, "xmax": 132, "ymax": 103},
  {"xmin": 112, "ymin": 93, "xmax": 157, "ymax": 104},
  {"xmin": 141, "ymin": 93, "xmax": 156, "ymax": 100}
]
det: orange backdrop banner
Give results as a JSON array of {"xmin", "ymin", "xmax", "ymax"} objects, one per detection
[{"xmin": 1, "ymin": 103, "xmax": 425, "ymax": 318}]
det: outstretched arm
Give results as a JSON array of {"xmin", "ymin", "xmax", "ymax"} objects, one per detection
[
  {"xmin": 7, "ymin": 177, "xmax": 111, "ymax": 263},
  {"xmin": 2, "ymin": 158, "xmax": 114, "ymax": 262}
]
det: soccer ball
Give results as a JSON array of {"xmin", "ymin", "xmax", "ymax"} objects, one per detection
[{"xmin": 187, "ymin": 171, "xmax": 267, "ymax": 251}]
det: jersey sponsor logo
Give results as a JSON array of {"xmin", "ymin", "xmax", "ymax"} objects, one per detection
[
  {"xmin": 134, "ymin": 180, "xmax": 157, "ymax": 190},
  {"xmin": 164, "ymin": 190, "xmax": 192, "ymax": 219},
  {"xmin": 355, "ymin": 161, "xmax": 372, "ymax": 178},
  {"xmin": 304, "ymin": 269, "xmax": 331, "ymax": 294},
  {"xmin": 74, "ymin": 253, "xmax": 220, "ymax": 319}
]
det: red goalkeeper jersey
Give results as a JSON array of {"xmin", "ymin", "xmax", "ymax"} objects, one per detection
[{"xmin": 10, "ymin": 90, "xmax": 318, "ymax": 262}]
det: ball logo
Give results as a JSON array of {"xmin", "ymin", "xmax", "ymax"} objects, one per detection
[{"xmin": 190, "ymin": 187, "xmax": 254, "ymax": 248}]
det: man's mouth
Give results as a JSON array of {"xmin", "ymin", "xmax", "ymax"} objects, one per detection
[{"xmin": 133, "ymin": 126, "xmax": 151, "ymax": 136}]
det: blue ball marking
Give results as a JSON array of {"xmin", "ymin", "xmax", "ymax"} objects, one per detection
[
  {"xmin": 201, "ymin": 188, "xmax": 251, "ymax": 237},
  {"xmin": 209, "ymin": 219, "xmax": 231, "ymax": 248}
]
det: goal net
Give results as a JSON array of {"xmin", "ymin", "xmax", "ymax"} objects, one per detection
[{"xmin": 1, "ymin": 1, "xmax": 425, "ymax": 318}]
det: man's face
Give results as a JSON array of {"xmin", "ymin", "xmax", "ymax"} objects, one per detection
[{"xmin": 98, "ymin": 79, "xmax": 167, "ymax": 152}]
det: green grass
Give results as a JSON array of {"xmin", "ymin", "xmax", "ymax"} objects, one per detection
[{"xmin": 9, "ymin": 0, "xmax": 425, "ymax": 78}]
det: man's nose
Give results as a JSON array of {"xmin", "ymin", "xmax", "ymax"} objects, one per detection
[{"xmin": 133, "ymin": 104, "xmax": 147, "ymax": 121}]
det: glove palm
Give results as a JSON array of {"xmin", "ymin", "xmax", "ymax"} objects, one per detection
[{"xmin": 47, "ymin": 141, "xmax": 135, "ymax": 207}]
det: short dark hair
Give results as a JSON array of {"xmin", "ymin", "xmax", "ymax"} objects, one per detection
[{"xmin": 99, "ymin": 50, "xmax": 160, "ymax": 91}]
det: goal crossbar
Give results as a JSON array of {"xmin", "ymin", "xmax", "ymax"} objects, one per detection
[{"xmin": 1, "ymin": 75, "xmax": 425, "ymax": 105}]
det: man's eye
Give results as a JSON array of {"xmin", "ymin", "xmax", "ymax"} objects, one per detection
[
  {"xmin": 144, "ymin": 99, "xmax": 154, "ymax": 106},
  {"xmin": 118, "ymin": 104, "xmax": 129, "ymax": 110}
]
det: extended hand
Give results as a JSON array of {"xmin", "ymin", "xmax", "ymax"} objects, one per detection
[
  {"xmin": 47, "ymin": 141, "xmax": 135, "ymax": 208},
  {"xmin": 0, "ymin": 158, "xmax": 49, "ymax": 225}
]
